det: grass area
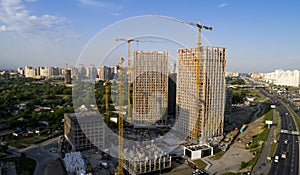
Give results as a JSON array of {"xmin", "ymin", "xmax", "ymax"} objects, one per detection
[
  {"xmin": 257, "ymin": 101, "xmax": 271, "ymax": 118},
  {"xmin": 240, "ymin": 156, "xmax": 256, "ymax": 169},
  {"xmin": 269, "ymin": 110, "xmax": 280, "ymax": 157},
  {"xmin": 209, "ymin": 150, "xmax": 226, "ymax": 160},
  {"xmin": 7, "ymin": 142, "xmax": 26, "ymax": 148},
  {"xmin": 242, "ymin": 108, "xmax": 273, "ymax": 169},
  {"xmin": 263, "ymin": 109, "xmax": 273, "ymax": 121},
  {"xmin": 255, "ymin": 109, "xmax": 273, "ymax": 151},
  {"xmin": 193, "ymin": 159, "xmax": 207, "ymax": 169},
  {"xmin": 2, "ymin": 156, "xmax": 37, "ymax": 175},
  {"xmin": 7, "ymin": 135, "xmax": 48, "ymax": 148},
  {"xmin": 20, "ymin": 135, "xmax": 48, "ymax": 144},
  {"xmin": 221, "ymin": 172, "xmax": 241, "ymax": 175}
]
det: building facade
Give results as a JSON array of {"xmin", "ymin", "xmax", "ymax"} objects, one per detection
[
  {"xmin": 176, "ymin": 46, "xmax": 226, "ymax": 142},
  {"xmin": 262, "ymin": 69, "xmax": 300, "ymax": 87},
  {"xmin": 132, "ymin": 51, "xmax": 168, "ymax": 125},
  {"xmin": 64, "ymin": 69, "xmax": 72, "ymax": 83},
  {"xmin": 64, "ymin": 113, "xmax": 105, "ymax": 151},
  {"xmin": 97, "ymin": 66, "xmax": 114, "ymax": 81}
]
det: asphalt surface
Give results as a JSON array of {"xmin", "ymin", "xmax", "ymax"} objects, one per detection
[
  {"xmin": 251, "ymin": 107, "xmax": 277, "ymax": 175},
  {"xmin": 262, "ymin": 91, "xmax": 299, "ymax": 175},
  {"xmin": 7, "ymin": 136, "xmax": 61, "ymax": 175}
]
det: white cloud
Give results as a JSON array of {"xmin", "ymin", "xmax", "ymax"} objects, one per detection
[
  {"xmin": 0, "ymin": 0, "xmax": 65, "ymax": 35},
  {"xmin": 0, "ymin": 25, "xmax": 7, "ymax": 31},
  {"xmin": 218, "ymin": 3, "xmax": 227, "ymax": 8},
  {"xmin": 77, "ymin": 0, "xmax": 123, "ymax": 13},
  {"xmin": 78, "ymin": 0, "xmax": 106, "ymax": 7}
]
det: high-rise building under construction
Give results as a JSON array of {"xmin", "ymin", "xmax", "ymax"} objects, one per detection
[
  {"xmin": 176, "ymin": 46, "xmax": 226, "ymax": 142},
  {"xmin": 132, "ymin": 51, "xmax": 168, "ymax": 125}
]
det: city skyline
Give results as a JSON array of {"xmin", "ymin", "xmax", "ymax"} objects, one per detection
[{"xmin": 1, "ymin": 0, "xmax": 300, "ymax": 72}]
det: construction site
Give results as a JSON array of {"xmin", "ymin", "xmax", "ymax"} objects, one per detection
[
  {"xmin": 108, "ymin": 141, "xmax": 172, "ymax": 175},
  {"xmin": 85, "ymin": 15, "xmax": 226, "ymax": 175}
]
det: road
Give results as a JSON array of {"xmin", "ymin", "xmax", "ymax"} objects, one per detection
[
  {"xmin": 7, "ymin": 136, "xmax": 62, "ymax": 175},
  {"xmin": 251, "ymin": 107, "xmax": 277, "ymax": 175},
  {"xmin": 261, "ymin": 90, "xmax": 299, "ymax": 175}
]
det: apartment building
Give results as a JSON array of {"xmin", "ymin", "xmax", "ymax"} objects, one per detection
[{"xmin": 176, "ymin": 46, "xmax": 226, "ymax": 142}]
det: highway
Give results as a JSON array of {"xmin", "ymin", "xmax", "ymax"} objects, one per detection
[{"xmin": 260, "ymin": 90, "xmax": 299, "ymax": 175}]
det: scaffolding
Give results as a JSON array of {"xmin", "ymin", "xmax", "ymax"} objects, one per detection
[
  {"xmin": 132, "ymin": 51, "xmax": 168, "ymax": 125},
  {"xmin": 176, "ymin": 46, "xmax": 226, "ymax": 142},
  {"xmin": 122, "ymin": 142, "xmax": 172, "ymax": 175}
]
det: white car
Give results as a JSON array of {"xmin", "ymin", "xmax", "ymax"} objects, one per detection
[{"xmin": 274, "ymin": 155, "xmax": 279, "ymax": 163}]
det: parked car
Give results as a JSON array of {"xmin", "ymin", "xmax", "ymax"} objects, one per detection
[
  {"xmin": 99, "ymin": 161, "xmax": 109, "ymax": 169},
  {"xmin": 49, "ymin": 147, "xmax": 58, "ymax": 153},
  {"xmin": 281, "ymin": 151, "xmax": 287, "ymax": 159},
  {"xmin": 274, "ymin": 155, "xmax": 279, "ymax": 163}
]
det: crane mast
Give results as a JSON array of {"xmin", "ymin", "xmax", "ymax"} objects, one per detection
[{"xmin": 116, "ymin": 58, "xmax": 125, "ymax": 175}]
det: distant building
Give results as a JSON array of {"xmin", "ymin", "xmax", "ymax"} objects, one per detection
[
  {"xmin": 35, "ymin": 67, "xmax": 41, "ymax": 76},
  {"xmin": 176, "ymin": 46, "xmax": 226, "ymax": 142},
  {"xmin": 77, "ymin": 64, "xmax": 86, "ymax": 80},
  {"xmin": 97, "ymin": 66, "xmax": 114, "ymax": 81},
  {"xmin": 132, "ymin": 51, "xmax": 168, "ymax": 125},
  {"xmin": 24, "ymin": 66, "xmax": 36, "ymax": 78},
  {"xmin": 40, "ymin": 67, "xmax": 48, "ymax": 77},
  {"xmin": 251, "ymin": 72, "xmax": 262, "ymax": 80},
  {"xmin": 87, "ymin": 65, "xmax": 97, "ymax": 80},
  {"xmin": 17, "ymin": 67, "xmax": 24, "ymax": 76},
  {"xmin": 225, "ymin": 72, "xmax": 239, "ymax": 77},
  {"xmin": 64, "ymin": 69, "xmax": 72, "ymax": 84},
  {"xmin": 261, "ymin": 69, "xmax": 300, "ymax": 87},
  {"xmin": 48, "ymin": 66, "xmax": 60, "ymax": 78},
  {"xmin": 64, "ymin": 113, "xmax": 105, "ymax": 151}
]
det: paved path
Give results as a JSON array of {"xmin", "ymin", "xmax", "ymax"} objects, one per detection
[
  {"xmin": 204, "ymin": 147, "xmax": 253, "ymax": 175},
  {"xmin": 252, "ymin": 108, "xmax": 277, "ymax": 175}
]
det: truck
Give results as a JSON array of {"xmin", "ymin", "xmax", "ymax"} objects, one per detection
[
  {"xmin": 240, "ymin": 124, "xmax": 248, "ymax": 133},
  {"xmin": 281, "ymin": 151, "xmax": 287, "ymax": 159}
]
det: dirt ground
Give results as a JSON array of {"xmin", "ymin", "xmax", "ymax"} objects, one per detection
[
  {"xmin": 205, "ymin": 105, "xmax": 267, "ymax": 174},
  {"xmin": 234, "ymin": 116, "xmax": 265, "ymax": 149}
]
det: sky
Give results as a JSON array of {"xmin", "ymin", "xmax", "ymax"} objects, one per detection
[{"xmin": 0, "ymin": 0, "xmax": 300, "ymax": 73}]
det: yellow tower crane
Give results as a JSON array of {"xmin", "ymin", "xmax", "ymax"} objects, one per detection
[
  {"xmin": 115, "ymin": 38, "xmax": 165, "ymax": 121},
  {"xmin": 152, "ymin": 14, "xmax": 212, "ymax": 141},
  {"xmin": 104, "ymin": 78, "xmax": 109, "ymax": 114},
  {"xmin": 116, "ymin": 57, "xmax": 125, "ymax": 175}
]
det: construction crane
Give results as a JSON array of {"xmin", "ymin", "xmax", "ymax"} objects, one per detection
[
  {"xmin": 152, "ymin": 14, "xmax": 212, "ymax": 141},
  {"xmin": 115, "ymin": 38, "xmax": 165, "ymax": 121},
  {"xmin": 116, "ymin": 57, "xmax": 125, "ymax": 175},
  {"xmin": 104, "ymin": 78, "xmax": 109, "ymax": 114}
]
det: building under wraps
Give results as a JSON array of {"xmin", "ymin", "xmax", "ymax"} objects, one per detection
[
  {"xmin": 176, "ymin": 46, "xmax": 226, "ymax": 142},
  {"xmin": 132, "ymin": 51, "xmax": 168, "ymax": 126}
]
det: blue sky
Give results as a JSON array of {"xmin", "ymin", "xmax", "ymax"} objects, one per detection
[{"xmin": 0, "ymin": 0, "xmax": 299, "ymax": 72}]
